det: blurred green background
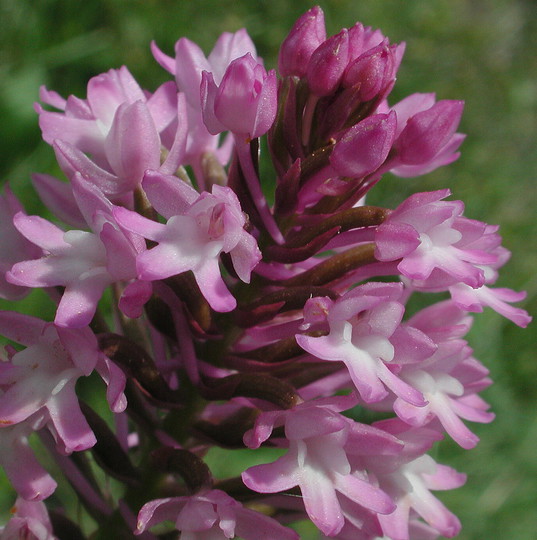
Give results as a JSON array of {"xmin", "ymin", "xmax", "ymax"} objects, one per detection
[{"xmin": 0, "ymin": 0, "xmax": 536, "ymax": 538}]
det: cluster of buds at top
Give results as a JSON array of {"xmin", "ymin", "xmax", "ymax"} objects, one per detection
[{"xmin": 0, "ymin": 6, "xmax": 531, "ymax": 540}]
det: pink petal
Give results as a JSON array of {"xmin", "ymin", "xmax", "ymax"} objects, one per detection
[
  {"xmin": 242, "ymin": 453, "xmax": 299, "ymax": 493},
  {"xmin": 46, "ymin": 384, "xmax": 96, "ymax": 453},
  {"xmin": 150, "ymin": 41, "xmax": 176, "ymax": 75},
  {"xmin": 54, "ymin": 278, "xmax": 108, "ymax": 328},
  {"xmin": 0, "ymin": 311, "xmax": 46, "ymax": 346},
  {"xmin": 334, "ymin": 472, "xmax": 395, "ymax": 514},
  {"xmin": 31, "ymin": 173, "xmax": 86, "ymax": 228},
  {"xmin": 13, "ymin": 213, "xmax": 67, "ymax": 252},
  {"xmin": 142, "ymin": 169, "xmax": 199, "ymax": 218},
  {"xmin": 113, "ymin": 206, "xmax": 167, "ymax": 241},
  {"xmin": 300, "ymin": 465, "xmax": 344, "ymax": 536},
  {"xmin": 194, "ymin": 259, "xmax": 236, "ymax": 312},
  {"xmin": 53, "ymin": 140, "xmax": 120, "ymax": 197}
]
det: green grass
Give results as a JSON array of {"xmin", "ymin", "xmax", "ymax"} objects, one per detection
[{"xmin": 1, "ymin": 0, "xmax": 536, "ymax": 538}]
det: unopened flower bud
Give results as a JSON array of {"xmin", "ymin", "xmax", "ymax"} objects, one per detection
[
  {"xmin": 343, "ymin": 41, "xmax": 397, "ymax": 101},
  {"xmin": 330, "ymin": 111, "xmax": 397, "ymax": 177},
  {"xmin": 394, "ymin": 100, "xmax": 464, "ymax": 165},
  {"xmin": 306, "ymin": 29, "xmax": 349, "ymax": 96},
  {"xmin": 201, "ymin": 53, "xmax": 277, "ymax": 139},
  {"xmin": 278, "ymin": 6, "xmax": 326, "ymax": 78}
]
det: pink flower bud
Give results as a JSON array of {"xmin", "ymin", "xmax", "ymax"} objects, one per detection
[
  {"xmin": 330, "ymin": 111, "xmax": 397, "ymax": 177},
  {"xmin": 306, "ymin": 29, "xmax": 349, "ymax": 96},
  {"xmin": 343, "ymin": 41, "xmax": 397, "ymax": 101},
  {"xmin": 104, "ymin": 100, "xmax": 161, "ymax": 185},
  {"xmin": 278, "ymin": 6, "xmax": 326, "ymax": 77},
  {"xmin": 394, "ymin": 99, "xmax": 464, "ymax": 165},
  {"xmin": 201, "ymin": 53, "xmax": 277, "ymax": 139}
]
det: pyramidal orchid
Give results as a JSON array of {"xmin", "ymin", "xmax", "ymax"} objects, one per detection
[{"xmin": 0, "ymin": 6, "xmax": 530, "ymax": 539}]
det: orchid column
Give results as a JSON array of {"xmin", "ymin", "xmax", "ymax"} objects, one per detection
[{"xmin": 0, "ymin": 6, "xmax": 531, "ymax": 540}]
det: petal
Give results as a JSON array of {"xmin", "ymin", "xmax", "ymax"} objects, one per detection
[
  {"xmin": 194, "ymin": 259, "xmax": 236, "ymax": 312},
  {"xmin": 46, "ymin": 383, "xmax": 96, "ymax": 453},
  {"xmin": 174, "ymin": 37, "xmax": 212, "ymax": 104},
  {"xmin": 334, "ymin": 472, "xmax": 395, "ymax": 514},
  {"xmin": 0, "ymin": 421, "xmax": 57, "ymax": 501},
  {"xmin": 136, "ymin": 242, "xmax": 194, "ymax": 281},
  {"xmin": 300, "ymin": 464, "xmax": 344, "ymax": 536},
  {"xmin": 12, "ymin": 213, "xmax": 67, "ymax": 252},
  {"xmin": 38, "ymin": 112, "xmax": 104, "ymax": 156},
  {"xmin": 201, "ymin": 71, "xmax": 227, "ymax": 135},
  {"xmin": 113, "ymin": 206, "xmax": 167, "ymax": 240},
  {"xmin": 105, "ymin": 101, "xmax": 161, "ymax": 188},
  {"xmin": 142, "ymin": 169, "xmax": 199, "ymax": 218},
  {"xmin": 242, "ymin": 453, "xmax": 299, "ymax": 493},
  {"xmin": 54, "ymin": 278, "xmax": 108, "ymax": 328},
  {"xmin": 31, "ymin": 173, "xmax": 86, "ymax": 228},
  {"xmin": 0, "ymin": 311, "xmax": 46, "ymax": 346},
  {"xmin": 235, "ymin": 507, "xmax": 299, "ymax": 540},
  {"xmin": 53, "ymin": 140, "xmax": 119, "ymax": 197}
]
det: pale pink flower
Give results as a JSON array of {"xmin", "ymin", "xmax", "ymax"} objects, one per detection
[
  {"xmin": 395, "ymin": 340, "xmax": 494, "ymax": 449},
  {"xmin": 447, "ymin": 247, "xmax": 532, "ymax": 327},
  {"xmin": 151, "ymin": 29, "xmax": 257, "ymax": 169},
  {"xmin": 296, "ymin": 282, "xmax": 426, "ymax": 405},
  {"xmin": 114, "ymin": 170, "xmax": 261, "ymax": 312},
  {"xmin": 0, "ymin": 311, "xmax": 125, "ymax": 458},
  {"xmin": 0, "ymin": 497, "xmax": 56, "ymax": 539},
  {"xmin": 242, "ymin": 397, "xmax": 397, "ymax": 537},
  {"xmin": 37, "ymin": 67, "xmax": 176, "ymax": 164},
  {"xmin": 7, "ymin": 174, "xmax": 143, "ymax": 328},
  {"xmin": 135, "ymin": 489, "xmax": 298, "ymax": 539},
  {"xmin": 354, "ymin": 420, "xmax": 465, "ymax": 540},
  {"xmin": 375, "ymin": 190, "xmax": 498, "ymax": 289},
  {"xmin": 0, "ymin": 312, "xmax": 96, "ymax": 441}
]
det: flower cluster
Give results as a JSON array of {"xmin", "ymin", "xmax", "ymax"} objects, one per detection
[{"xmin": 0, "ymin": 6, "xmax": 530, "ymax": 539}]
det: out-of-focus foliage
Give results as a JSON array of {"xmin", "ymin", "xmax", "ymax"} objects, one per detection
[{"xmin": 1, "ymin": 1, "xmax": 535, "ymax": 538}]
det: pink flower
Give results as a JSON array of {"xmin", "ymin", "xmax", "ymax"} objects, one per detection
[
  {"xmin": 447, "ymin": 247, "xmax": 532, "ymax": 327},
  {"xmin": 0, "ymin": 497, "xmax": 55, "ymax": 538},
  {"xmin": 0, "ymin": 310, "xmax": 125, "ymax": 446},
  {"xmin": 0, "ymin": 311, "xmax": 99, "ymax": 464},
  {"xmin": 383, "ymin": 93, "xmax": 465, "ymax": 177},
  {"xmin": 352, "ymin": 420, "xmax": 465, "ymax": 540},
  {"xmin": 375, "ymin": 190, "xmax": 499, "ymax": 289},
  {"xmin": 114, "ymin": 171, "xmax": 261, "ymax": 312},
  {"xmin": 152, "ymin": 29, "xmax": 257, "ymax": 106},
  {"xmin": 395, "ymin": 339, "xmax": 494, "ymax": 449},
  {"xmin": 152, "ymin": 29, "xmax": 258, "ymax": 170},
  {"xmin": 7, "ymin": 174, "xmax": 143, "ymax": 328},
  {"xmin": 296, "ymin": 282, "xmax": 426, "ymax": 405},
  {"xmin": 37, "ymin": 67, "xmax": 177, "ymax": 168},
  {"xmin": 52, "ymin": 97, "xmax": 186, "ymax": 197},
  {"xmin": 135, "ymin": 489, "xmax": 298, "ymax": 539},
  {"xmin": 242, "ymin": 397, "xmax": 397, "ymax": 537}
]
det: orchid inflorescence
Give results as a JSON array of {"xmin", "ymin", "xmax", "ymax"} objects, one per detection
[{"xmin": 0, "ymin": 6, "xmax": 531, "ymax": 539}]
